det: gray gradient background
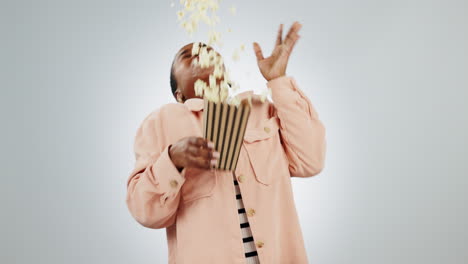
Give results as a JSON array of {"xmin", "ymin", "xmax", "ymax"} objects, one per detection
[{"xmin": 1, "ymin": 0, "xmax": 467, "ymax": 263}]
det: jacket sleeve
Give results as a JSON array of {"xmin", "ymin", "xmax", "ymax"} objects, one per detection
[
  {"xmin": 126, "ymin": 110, "xmax": 186, "ymax": 229},
  {"xmin": 267, "ymin": 75, "xmax": 327, "ymax": 178}
]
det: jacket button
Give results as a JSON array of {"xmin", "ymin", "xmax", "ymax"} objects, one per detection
[
  {"xmin": 264, "ymin": 126, "xmax": 270, "ymax": 133},
  {"xmin": 238, "ymin": 174, "xmax": 245, "ymax": 183},
  {"xmin": 247, "ymin": 208, "xmax": 256, "ymax": 217},
  {"xmin": 170, "ymin": 180, "xmax": 178, "ymax": 188},
  {"xmin": 256, "ymin": 241, "xmax": 264, "ymax": 248}
]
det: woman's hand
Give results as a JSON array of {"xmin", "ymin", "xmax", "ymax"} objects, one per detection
[
  {"xmin": 169, "ymin": 137, "xmax": 220, "ymax": 171},
  {"xmin": 253, "ymin": 21, "xmax": 302, "ymax": 82}
]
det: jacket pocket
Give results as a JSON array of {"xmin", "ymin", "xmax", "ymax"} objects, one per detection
[
  {"xmin": 180, "ymin": 167, "xmax": 217, "ymax": 204},
  {"xmin": 243, "ymin": 116, "xmax": 284, "ymax": 185}
]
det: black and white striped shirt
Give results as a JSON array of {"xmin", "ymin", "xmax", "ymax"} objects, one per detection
[{"xmin": 233, "ymin": 172, "xmax": 260, "ymax": 264}]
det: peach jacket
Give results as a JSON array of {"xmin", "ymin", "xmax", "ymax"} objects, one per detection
[{"xmin": 126, "ymin": 76, "xmax": 327, "ymax": 263}]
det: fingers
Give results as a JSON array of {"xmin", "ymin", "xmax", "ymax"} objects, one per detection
[
  {"xmin": 285, "ymin": 32, "xmax": 300, "ymax": 56},
  {"xmin": 253, "ymin": 42, "xmax": 264, "ymax": 61},
  {"xmin": 188, "ymin": 144, "xmax": 218, "ymax": 160},
  {"xmin": 187, "ymin": 137, "xmax": 219, "ymax": 169},
  {"xmin": 284, "ymin": 21, "xmax": 302, "ymax": 48},
  {"xmin": 283, "ymin": 21, "xmax": 302, "ymax": 57},
  {"xmin": 187, "ymin": 155, "xmax": 213, "ymax": 170},
  {"xmin": 190, "ymin": 137, "xmax": 214, "ymax": 149},
  {"xmin": 275, "ymin": 24, "xmax": 283, "ymax": 46},
  {"xmin": 190, "ymin": 151, "xmax": 218, "ymax": 169}
]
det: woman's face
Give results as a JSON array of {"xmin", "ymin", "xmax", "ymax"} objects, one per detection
[{"xmin": 172, "ymin": 43, "xmax": 224, "ymax": 102}]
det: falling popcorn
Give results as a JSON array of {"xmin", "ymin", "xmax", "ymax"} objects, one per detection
[
  {"xmin": 191, "ymin": 42, "xmax": 200, "ymax": 56},
  {"xmin": 213, "ymin": 64, "xmax": 223, "ymax": 79},
  {"xmin": 219, "ymin": 81, "xmax": 229, "ymax": 100},
  {"xmin": 184, "ymin": 0, "xmax": 194, "ymax": 10},
  {"xmin": 181, "ymin": 20, "xmax": 197, "ymax": 35},
  {"xmin": 177, "ymin": 11, "xmax": 185, "ymax": 20},
  {"xmin": 209, "ymin": 1, "xmax": 219, "ymax": 11},
  {"xmin": 197, "ymin": 3, "xmax": 207, "ymax": 12},
  {"xmin": 229, "ymin": 95, "xmax": 241, "ymax": 106},
  {"xmin": 194, "ymin": 79, "xmax": 207, "ymax": 96},
  {"xmin": 232, "ymin": 49, "xmax": 240, "ymax": 61},
  {"xmin": 208, "ymin": 30, "xmax": 221, "ymax": 45},
  {"xmin": 173, "ymin": 0, "xmax": 271, "ymax": 105},
  {"xmin": 231, "ymin": 82, "xmax": 240, "ymax": 92},
  {"xmin": 247, "ymin": 95, "xmax": 252, "ymax": 107},
  {"xmin": 173, "ymin": 1, "xmax": 258, "ymax": 172},
  {"xmin": 260, "ymin": 89, "xmax": 268, "ymax": 103},
  {"xmin": 229, "ymin": 6, "xmax": 236, "ymax": 15},
  {"xmin": 198, "ymin": 46, "xmax": 210, "ymax": 68}
]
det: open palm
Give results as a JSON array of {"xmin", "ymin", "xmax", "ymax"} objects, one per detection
[{"xmin": 253, "ymin": 21, "xmax": 302, "ymax": 82}]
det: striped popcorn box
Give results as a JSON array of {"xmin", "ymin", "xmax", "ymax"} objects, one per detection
[{"xmin": 203, "ymin": 97, "xmax": 251, "ymax": 171}]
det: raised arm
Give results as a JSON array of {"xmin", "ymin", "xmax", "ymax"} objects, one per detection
[
  {"xmin": 268, "ymin": 76, "xmax": 326, "ymax": 177},
  {"xmin": 253, "ymin": 21, "xmax": 326, "ymax": 177}
]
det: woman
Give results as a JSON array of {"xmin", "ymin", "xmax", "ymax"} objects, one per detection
[{"xmin": 126, "ymin": 21, "xmax": 327, "ymax": 263}]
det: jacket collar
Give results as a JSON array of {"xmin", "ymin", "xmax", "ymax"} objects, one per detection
[{"xmin": 183, "ymin": 90, "xmax": 255, "ymax": 112}]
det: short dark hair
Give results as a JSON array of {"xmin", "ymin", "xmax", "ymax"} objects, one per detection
[{"xmin": 170, "ymin": 61, "xmax": 177, "ymax": 98}]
